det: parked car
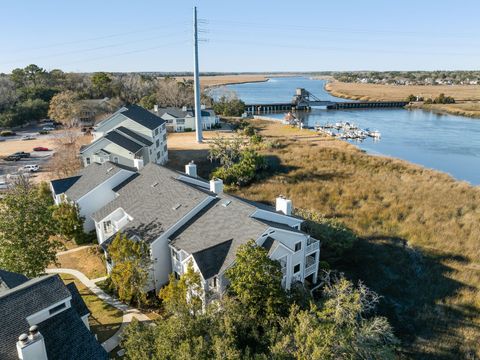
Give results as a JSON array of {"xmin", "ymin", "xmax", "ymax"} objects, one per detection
[
  {"xmin": 42, "ymin": 126, "xmax": 55, "ymax": 131},
  {"xmin": 0, "ymin": 130, "xmax": 16, "ymax": 137},
  {"xmin": 12, "ymin": 152, "xmax": 30, "ymax": 158},
  {"xmin": 33, "ymin": 147, "xmax": 50, "ymax": 152},
  {"xmin": 21, "ymin": 135, "xmax": 36, "ymax": 141},
  {"xmin": 3, "ymin": 155, "xmax": 21, "ymax": 161},
  {"xmin": 22, "ymin": 164, "xmax": 39, "ymax": 172}
]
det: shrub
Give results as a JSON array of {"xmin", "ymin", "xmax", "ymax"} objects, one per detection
[
  {"xmin": 184, "ymin": 128, "xmax": 193, "ymax": 132},
  {"xmin": 243, "ymin": 125, "xmax": 255, "ymax": 137},
  {"xmin": 250, "ymin": 133, "xmax": 263, "ymax": 145},
  {"xmin": 1, "ymin": 130, "xmax": 15, "ymax": 136}
]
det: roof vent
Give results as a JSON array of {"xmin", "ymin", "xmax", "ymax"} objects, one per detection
[
  {"xmin": 172, "ymin": 204, "xmax": 181, "ymax": 210},
  {"xmin": 151, "ymin": 182, "xmax": 159, "ymax": 188},
  {"xmin": 222, "ymin": 200, "xmax": 232, "ymax": 207},
  {"xmin": 106, "ymin": 167, "xmax": 113, "ymax": 173}
]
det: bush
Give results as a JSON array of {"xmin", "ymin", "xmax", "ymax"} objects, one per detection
[
  {"xmin": 295, "ymin": 208, "xmax": 357, "ymax": 260},
  {"xmin": 1, "ymin": 130, "xmax": 15, "ymax": 136},
  {"xmin": 184, "ymin": 127, "xmax": 193, "ymax": 132},
  {"xmin": 250, "ymin": 133, "xmax": 263, "ymax": 145},
  {"xmin": 243, "ymin": 125, "xmax": 255, "ymax": 137}
]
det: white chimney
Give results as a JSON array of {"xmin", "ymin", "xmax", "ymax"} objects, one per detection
[
  {"xmin": 153, "ymin": 104, "xmax": 159, "ymax": 112},
  {"xmin": 200, "ymin": 104, "xmax": 206, "ymax": 110},
  {"xmin": 182, "ymin": 106, "xmax": 188, "ymax": 112},
  {"xmin": 276, "ymin": 196, "xmax": 292, "ymax": 216},
  {"xmin": 16, "ymin": 326, "xmax": 48, "ymax": 360},
  {"xmin": 185, "ymin": 161, "xmax": 197, "ymax": 178},
  {"xmin": 134, "ymin": 158, "xmax": 144, "ymax": 171},
  {"xmin": 209, "ymin": 178, "xmax": 223, "ymax": 194}
]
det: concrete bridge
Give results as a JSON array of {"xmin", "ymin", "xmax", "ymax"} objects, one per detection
[{"xmin": 245, "ymin": 88, "xmax": 408, "ymax": 114}]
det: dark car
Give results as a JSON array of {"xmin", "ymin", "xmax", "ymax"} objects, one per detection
[
  {"xmin": 4, "ymin": 155, "xmax": 21, "ymax": 161},
  {"xmin": 33, "ymin": 147, "xmax": 50, "ymax": 152},
  {"xmin": 12, "ymin": 152, "xmax": 30, "ymax": 158}
]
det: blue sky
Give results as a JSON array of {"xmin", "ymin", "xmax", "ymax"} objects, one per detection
[{"xmin": 1, "ymin": 0, "xmax": 479, "ymax": 73}]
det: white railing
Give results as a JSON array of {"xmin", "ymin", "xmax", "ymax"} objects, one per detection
[
  {"xmin": 305, "ymin": 263, "xmax": 316, "ymax": 276},
  {"xmin": 306, "ymin": 241, "xmax": 319, "ymax": 254}
]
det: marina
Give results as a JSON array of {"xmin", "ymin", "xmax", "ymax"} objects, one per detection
[{"xmin": 212, "ymin": 76, "xmax": 480, "ymax": 185}]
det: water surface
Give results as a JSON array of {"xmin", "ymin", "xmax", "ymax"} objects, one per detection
[{"xmin": 212, "ymin": 77, "xmax": 480, "ymax": 185}]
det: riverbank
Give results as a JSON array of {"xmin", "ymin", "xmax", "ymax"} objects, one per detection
[
  {"xmin": 231, "ymin": 120, "xmax": 480, "ymax": 359},
  {"xmin": 173, "ymin": 74, "xmax": 269, "ymax": 88},
  {"xmin": 325, "ymin": 81, "xmax": 480, "ymax": 118}
]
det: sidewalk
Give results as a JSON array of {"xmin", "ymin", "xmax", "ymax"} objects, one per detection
[{"xmin": 46, "ymin": 268, "xmax": 150, "ymax": 352}]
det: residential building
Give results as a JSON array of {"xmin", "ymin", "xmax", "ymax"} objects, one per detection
[
  {"xmin": 0, "ymin": 269, "xmax": 107, "ymax": 360},
  {"xmin": 50, "ymin": 161, "xmax": 136, "ymax": 232},
  {"xmin": 74, "ymin": 98, "xmax": 116, "ymax": 128},
  {"xmin": 50, "ymin": 162, "xmax": 320, "ymax": 302},
  {"xmin": 152, "ymin": 105, "xmax": 219, "ymax": 132},
  {"xmin": 80, "ymin": 104, "xmax": 168, "ymax": 168}
]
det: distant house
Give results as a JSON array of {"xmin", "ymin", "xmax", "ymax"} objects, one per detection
[
  {"xmin": 0, "ymin": 269, "xmax": 107, "ymax": 360},
  {"xmin": 80, "ymin": 104, "xmax": 168, "ymax": 168},
  {"xmin": 74, "ymin": 98, "xmax": 116, "ymax": 128},
  {"xmin": 152, "ymin": 105, "xmax": 219, "ymax": 132}
]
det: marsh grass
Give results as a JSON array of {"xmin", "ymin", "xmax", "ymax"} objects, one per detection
[{"xmin": 232, "ymin": 120, "xmax": 480, "ymax": 359}]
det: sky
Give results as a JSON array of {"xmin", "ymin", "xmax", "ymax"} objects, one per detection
[{"xmin": 1, "ymin": 0, "xmax": 479, "ymax": 73}]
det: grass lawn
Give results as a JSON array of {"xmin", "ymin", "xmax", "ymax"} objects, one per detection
[
  {"xmin": 226, "ymin": 120, "xmax": 480, "ymax": 359},
  {"xmin": 51, "ymin": 246, "xmax": 107, "ymax": 279},
  {"xmin": 60, "ymin": 274, "xmax": 123, "ymax": 344}
]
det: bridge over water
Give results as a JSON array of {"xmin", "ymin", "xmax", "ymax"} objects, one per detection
[{"xmin": 245, "ymin": 88, "xmax": 408, "ymax": 114}]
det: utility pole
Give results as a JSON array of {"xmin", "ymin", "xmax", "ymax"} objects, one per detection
[{"xmin": 193, "ymin": 6, "xmax": 202, "ymax": 143}]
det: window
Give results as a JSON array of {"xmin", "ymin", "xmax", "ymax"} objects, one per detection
[
  {"xmin": 86, "ymin": 157, "xmax": 91, "ymax": 165},
  {"xmin": 157, "ymin": 151, "xmax": 161, "ymax": 159},
  {"xmin": 113, "ymin": 157, "xmax": 119, "ymax": 163},
  {"xmin": 49, "ymin": 302, "xmax": 66, "ymax": 315},
  {"xmin": 212, "ymin": 276, "xmax": 217, "ymax": 288},
  {"xmin": 294, "ymin": 242, "xmax": 302, "ymax": 252},
  {"xmin": 164, "ymin": 144, "xmax": 167, "ymax": 152},
  {"xmin": 156, "ymin": 139, "xmax": 160, "ymax": 147},
  {"xmin": 163, "ymin": 134, "xmax": 167, "ymax": 141},
  {"xmin": 171, "ymin": 248, "xmax": 180, "ymax": 261},
  {"xmin": 293, "ymin": 264, "xmax": 301, "ymax": 274},
  {"xmin": 155, "ymin": 128, "xmax": 159, "ymax": 136},
  {"xmin": 103, "ymin": 220, "xmax": 112, "ymax": 233},
  {"xmin": 174, "ymin": 272, "xmax": 180, "ymax": 280},
  {"xmin": 162, "ymin": 123, "xmax": 166, "ymax": 130}
]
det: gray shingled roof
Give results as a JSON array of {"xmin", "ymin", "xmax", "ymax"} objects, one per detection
[
  {"xmin": 104, "ymin": 130, "xmax": 144, "ymax": 153},
  {"xmin": 154, "ymin": 107, "xmax": 210, "ymax": 119},
  {"xmin": 116, "ymin": 126, "xmax": 153, "ymax": 146},
  {"xmin": 170, "ymin": 195, "xmax": 270, "ymax": 278},
  {"xmin": 0, "ymin": 273, "xmax": 106, "ymax": 360},
  {"xmin": 38, "ymin": 308, "xmax": 108, "ymax": 360},
  {"xmin": 59, "ymin": 162, "xmax": 135, "ymax": 201},
  {"xmin": 50, "ymin": 176, "xmax": 81, "ymax": 196},
  {"xmin": 254, "ymin": 218, "xmax": 303, "ymax": 234},
  {"xmin": 0, "ymin": 275, "xmax": 71, "ymax": 360},
  {"xmin": 121, "ymin": 104, "xmax": 165, "ymax": 130},
  {"xmin": 0, "ymin": 269, "xmax": 29, "ymax": 293},
  {"xmin": 92, "ymin": 163, "xmax": 212, "ymax": 243}
]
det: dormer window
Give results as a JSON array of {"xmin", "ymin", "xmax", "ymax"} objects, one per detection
[{"xmin": 49, "ymin": 302, "xmax": 66, "ymax": 315}]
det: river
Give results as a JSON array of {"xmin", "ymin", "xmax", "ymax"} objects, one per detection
[{"xmin": 210, "ymin": 76, "xmax": 480, "ymax": 185}]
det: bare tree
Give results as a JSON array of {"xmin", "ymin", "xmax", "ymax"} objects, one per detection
[{"xmin": 49, "ymin": 129, "xmax": 83, "ymax": 178}]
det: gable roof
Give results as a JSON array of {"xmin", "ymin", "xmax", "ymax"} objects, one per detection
[
  {"xmin": 104, "ymin": 130, "xmax": 144, "ymax": 153},
  {"xmin": 170, "ymin": 194, "xmax": 270, "ymax": 278},
  {"xmin": 58, "ymin": 162, "xmax": 135, "ymax": 201},
  {"xmin": 0, "ymin": 273, "xmax": 106, "ymax": 360},
  {"xmin": 92, "ymin": 163, "xmax": 212, "ymax": 243},
  {"xmin": 50, "ymin": 176, "xmax": 81, "ymax": 196},
  {"xmin": 121, "ymin": 104, "xmax": 165, "ymax": 130},
  {"xmin": 192, "ymin": 240, "xmax": 233, "ymax": 279},
  {"xmin": 116, "ymin": 126, "xmax": 153, "ymax": 146},
  {"xmin": 154, "ymin": 107, "xmax": 211, "ymax": 119},
  {"xmin": 0, "ymin": 269, "xmax": 29, "ymax": 293}
]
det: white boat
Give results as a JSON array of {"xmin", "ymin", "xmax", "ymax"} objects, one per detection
[{"xmin": 368, "ymin": 130, "xmax": 381, "ymax": 138}]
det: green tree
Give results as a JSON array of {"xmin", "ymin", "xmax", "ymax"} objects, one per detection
[
  {"xmin": 213, "ymin": 95, "xmax": 245, "ymax": 116},
  {"xmin": 208, "ymin": 134, "xmax": 244, "ymax": 168},
  {"xmin": 212, "ymin": 148, "xmax": 266, "ymax": 187},
  {"xmin": 158, "ymin": 261, "xmax": 204, "ymax": 317},
  {"xmin": 108, "ymin": 233, "xmax": 152, "ymax": 305},
  {"xmin": 0, "ymin": 177, "xmax": 60, "ymax": 277},
  {"xmin": 91, "ymin": 72, "xmax": 113, "ymax": 97},
  {"xmin": 52, "ymin": 202, "xmax": 86, "ymax": 245},
  {"xmin": 225, "ymin": 240, "xmax": 287, "ymax": 321}
]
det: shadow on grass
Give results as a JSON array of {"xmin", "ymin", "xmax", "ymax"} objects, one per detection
[{"xmin": 330, "ymin": 235, "xmax": 476, "ymax": 359}]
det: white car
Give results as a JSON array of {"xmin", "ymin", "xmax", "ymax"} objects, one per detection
[
  {"xmin": 42, "ymin": 126, "xmax": 55, "ymax": 131},
  {"xmin": 22, "ymin": 164, "xmax": 39, "ymax": 172},
  {"xmin": 21, "ymin": 135, "xmax": 36, "ymax": 141}
]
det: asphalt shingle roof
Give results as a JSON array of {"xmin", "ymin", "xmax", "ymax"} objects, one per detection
[
  {"xmin": 92, "ymin": 163, "xmax": 212, "ymax": 243},
  {"xmin": 0, "ymin": 273, "xmax": 106, "ymax": 360},
  {"xmin": 116, "ymin": 126, "xmax": 153, "ymax": 146},
  {"xmin": 104, "ymin": 130, "xmax": 144, "ymax": 153},
  {"xmin": 59, "ymin": 162, "xmax": 135, "ymax": 201},
  {"xmin": 170, "ymin": 194, "xmax": 270, "ymax": 278},
  {"xmin": 0, "ymin": 269, "xmax": 29, "ymax": 293},
  {"xmin": 121, "ymin": 104, "xmax": 165, "ymax": 130},
  {"xmin": 50, "ymin": 176, "xmax": 81, "ymax": 195}
]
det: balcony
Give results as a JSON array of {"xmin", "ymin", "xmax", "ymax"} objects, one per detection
[
  {"xmin": 306, "ymin": 239, "xmax": 319, "ymax": 254},
  {"xmin": 304, "ymin": 254, "xmax": 317, "ymax": 277},
  {"xmin": 305, "ymin": 263, "xmax": 316, "ymax": 276}
]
